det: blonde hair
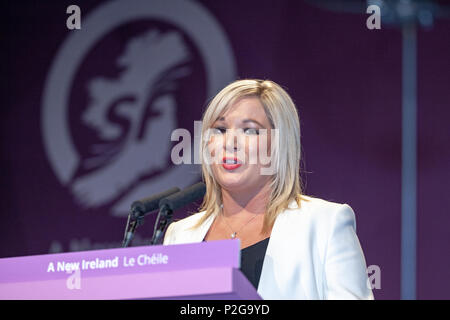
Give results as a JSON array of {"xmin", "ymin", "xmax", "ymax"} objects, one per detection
[{"xmin": 196, "ymin": 79, "xmax": 305, "ymax": 234}]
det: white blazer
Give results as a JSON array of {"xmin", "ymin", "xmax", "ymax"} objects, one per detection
[{"xmin": 163, "ymin": 195, "xmax": 374, "ymax": 300}]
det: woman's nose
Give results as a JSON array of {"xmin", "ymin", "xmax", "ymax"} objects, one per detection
[{"xmin": 224, "ymin": 129, "xmax": 242, "ymax": 152}]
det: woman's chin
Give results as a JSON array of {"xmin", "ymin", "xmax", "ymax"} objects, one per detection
[
  {"xmin": 217, "ymin": 176, "xmax": 246, "ymax": 190},
  {"xmin": 213, "ymin": 164, "xmax": 268, "ymax": 191},
  {"xmin": 215, "ymin": 171, "xmax": 251, "ymax": 190}
]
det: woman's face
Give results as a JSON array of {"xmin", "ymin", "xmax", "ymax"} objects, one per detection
[{"xmin": 207, "ymin": 97, "xmax": 274, "ymax": 193}]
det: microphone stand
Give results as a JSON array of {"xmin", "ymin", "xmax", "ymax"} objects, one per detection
[
  {"xmin": 150, "ymin": 205, "xmax": 173, "ymax": 245},
  {"xmin": 121, "ymin": 209, "xmax": 144, "ymax": 248}
]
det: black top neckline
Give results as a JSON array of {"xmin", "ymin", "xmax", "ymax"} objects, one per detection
[
  {"xmin": 241, "ymin": 237, "xmax": 270, "ymax": 251},
  {"xmin": 240, "ymin": 237, "xmax": 270, "ymax": 289}
]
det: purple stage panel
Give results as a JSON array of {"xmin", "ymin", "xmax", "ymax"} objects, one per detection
[{"xmin": 0, "ymin": 239, "xmax": 260, "ymax": 300}]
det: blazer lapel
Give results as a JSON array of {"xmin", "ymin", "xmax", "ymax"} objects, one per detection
[
  {"xmin": 186, "ymin": 211, "xmax": 217, "ymax": 243},
  {"xmin": 257, "ymin": 200, "xmax": 300, "ymax": 297}
]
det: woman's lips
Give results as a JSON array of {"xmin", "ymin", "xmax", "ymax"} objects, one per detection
[
  {"xmin": 222, "ymin": 157, "xmax": 242, "ymax": 170},
  {"xmin": 222, "ymin": 163, "xmax": 242, "ymax": 170}
]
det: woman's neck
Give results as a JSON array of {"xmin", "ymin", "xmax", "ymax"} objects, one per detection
[{"xmin": 221, "ymin": 182, "xmax": 271, "ymax": 217}]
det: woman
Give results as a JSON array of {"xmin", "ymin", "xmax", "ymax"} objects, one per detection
[{"xmin": 164, "ymin": 79, "xmax": 373, "ymax": 300}]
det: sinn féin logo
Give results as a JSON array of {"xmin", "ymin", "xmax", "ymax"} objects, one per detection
[{"xmin": 41, "ymin": 0, "xmax": 236, "ymax": 216}]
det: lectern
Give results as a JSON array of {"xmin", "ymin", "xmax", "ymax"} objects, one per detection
[{"xmin": 0, "ymin": 240, "xmax": 261, "ymax": 300}]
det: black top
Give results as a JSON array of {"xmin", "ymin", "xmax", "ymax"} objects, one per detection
[{"xmin": 240, "ymin": 237, "xmax": 270, "ymax": 289}]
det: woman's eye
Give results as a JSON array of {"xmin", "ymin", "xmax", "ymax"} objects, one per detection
[
  {"xmin": 244, "ymin": 128, "xmax": 259, "ymax": 135},
  {"xmin": 211, "ymin": 127, "xmax": 226, "ymax": 134}
]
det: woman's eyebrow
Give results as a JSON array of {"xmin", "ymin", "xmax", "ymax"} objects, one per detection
[
  {"xmin": 242, "ymin": 119, "xmax": 264, "ymax": 127},
  {"xmin": 214, "ymin": 117, "xmax": 265, "ymax": 127},
  {"xmin": 213, "ymin": 117, "xmax": 226, "ymax": 125}
]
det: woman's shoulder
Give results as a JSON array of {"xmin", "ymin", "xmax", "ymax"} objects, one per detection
[
  {"xmin": 289, "ymin": 194, "xmax": 348, "ymax": 211},
  {"xmin": 287, "ymin": 194, "xmax": 356, "ymax": 226},
  {"xmin": 163, "ymin": 210, "xmax": 209, "ymax": 245},
  {"xmin": 278, "ymin": 195, "xmax": 358, "ymax": 248},
  {"xmin": 169, "ymin": 210, "xmax": 208, "ymax": 231}
]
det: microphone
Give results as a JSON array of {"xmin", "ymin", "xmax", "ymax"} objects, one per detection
[
  {"xmin": 150, "ymin": 182, "xmax": 206, "ymax": 245},
  {"xmin": 158, "ymin": 182, "xmax": 206, "ymax": 213},
  {"xmin": 122, "ymin": 187, "xmax": 180, "ymax": 248},
  {"xmin": 130, "ymin": 187, "xmax": 180, "ymax": 219}
]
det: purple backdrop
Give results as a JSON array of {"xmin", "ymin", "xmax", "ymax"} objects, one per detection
[{"xmin": 1, "ymin": 0, "xmax": 449, "ymax": 299}]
